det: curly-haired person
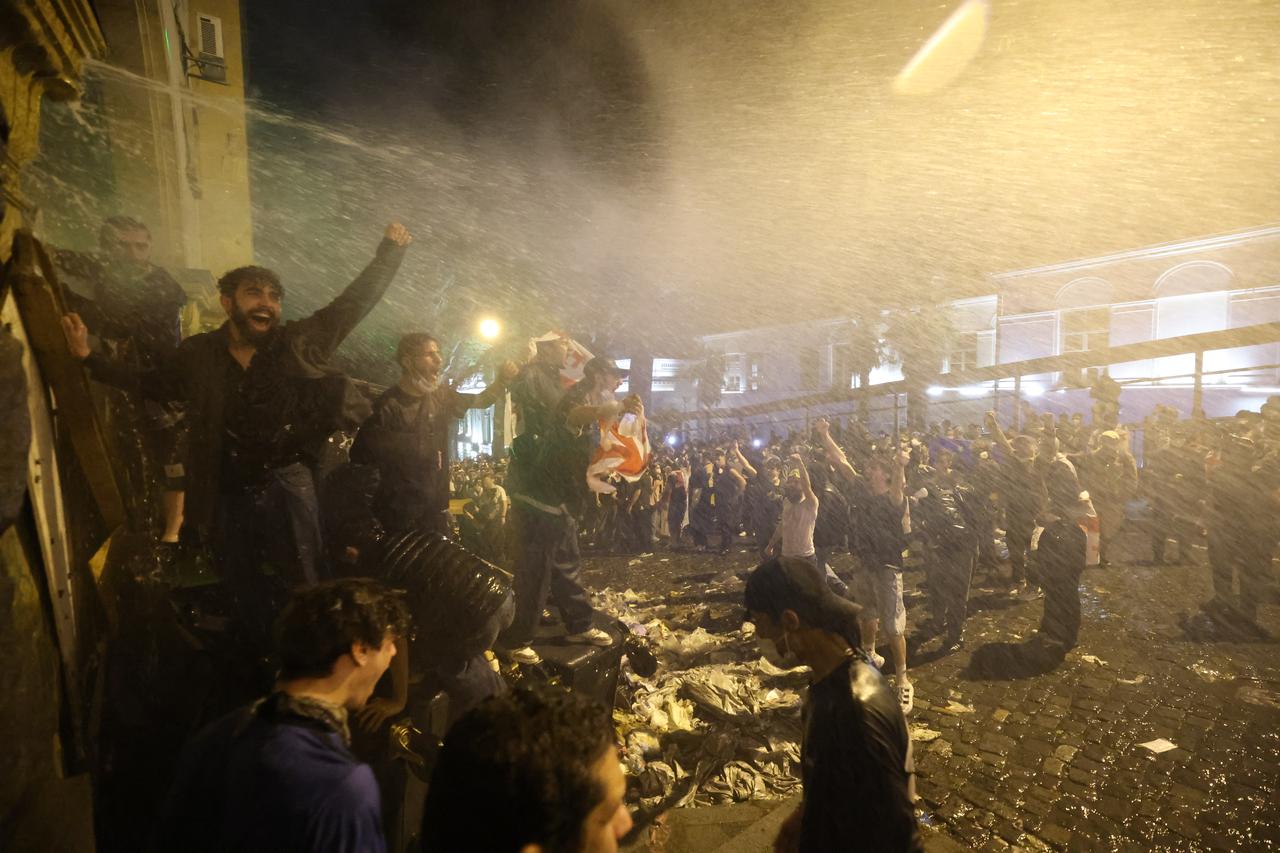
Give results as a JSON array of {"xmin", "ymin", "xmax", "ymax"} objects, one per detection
[
  {"xmin": 156, "ymin": 579, "xmax": 410, "ymax": 853},
  {"xmin": 421, "ymin": 687, "xmax": 633, "ymax": 853}
]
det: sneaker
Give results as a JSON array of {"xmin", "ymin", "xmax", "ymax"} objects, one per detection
[
  {"xmin": 510, "ymin": 646, "xmax": 542, "ymax": 665},
  {"xmin": 867, "ymin": 650, "xmax": 886, "ymax": 670},
  {"xmin": 565, "ymin": 627, "xmax": 614, "ymax": 647},
  {"xmin": 896, "ymin": 679, "xmax": 915, "ymax": 715}
]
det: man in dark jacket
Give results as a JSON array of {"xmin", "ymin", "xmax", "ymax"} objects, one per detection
[
  {"xmin": 351, "ymin": 331, "xmax": 517, "ymax": 537},
  {"xmin": 55, "ymin": 215, "xmax": 190, "ymax": 540},
  {"xmin": 745, "ymin": 557, "xmax": 922, "ymax": 853},
  {"xmin": 62, "ymin": 224, "xmax": 411, "ymax": 626},
  {"xmin": 155, "ymin": 578, "xmax": 409, "ymax": 853},
  {"xmin": 501, "ymin": 350, "xmax": 623, "ymax": 663}
]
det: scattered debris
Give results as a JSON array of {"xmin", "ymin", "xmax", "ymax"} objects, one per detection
[
  {"xmin": 938, "ymin": 700, "xmax": 976, "ymax": 715},
  {"xmin": 597, "ymin": 585, "xmax": 806, "ymax": 807},
  {"xmin": 992, "ymin": 708, "xmax": 1010, "ymax": 722},
  {"xmin": 1236, "ymin": 685, "xmax": 1280, "ymax": 710},
  {"xmin": 1189, "ymin": 661, "xmax": 1226, "ymax": 683},
  {"xmin": 1118, "ymin": 674, "xmax": 1147, "ymax": 685},
  {"xmin": 910, "ymin": 725, "xmax": 943, "ymax": 743},
  {"xmin": 1080, "ymin": 654, "xmax": 1107, "ymax": 666},
  {"xmin": 1139, "ymin": 738, "xmax": 1178, "ymax": 754}
]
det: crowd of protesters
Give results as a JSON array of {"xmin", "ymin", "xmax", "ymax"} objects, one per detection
[{"xmin": 44, "ymin": 210, "xmax": 1278, "ymax": 853}]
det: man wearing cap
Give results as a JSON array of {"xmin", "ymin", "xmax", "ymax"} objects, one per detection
[
  {"xmin": 744, "ymin": 557, "xmax": 922, "ymax": 853},
  {"xmin": 502, "ymin": 353, "xmax": 631, "ymax": 663}
]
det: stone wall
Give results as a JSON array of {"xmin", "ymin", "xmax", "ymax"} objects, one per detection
[{"xmin": 0, "ymin": 0, "xmax": 103, "ymax": 847}]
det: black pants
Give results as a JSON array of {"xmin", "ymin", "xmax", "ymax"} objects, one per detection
[
  {"xmin": 930, "ymin": 542, "xmax": 976, "ymax": 641},
  {"xmin": 716, "ymin": 499, "xmax": 741, "ymax": 550},
  {"xmin": 502, "ymin": 502, "xmax": 595, "ymax": 645},
  {"xmin": 1037, "ymin": 519, "xmax": 1084, "ymax": 648},
  {"xmin": 633, "ymin": 507, "xmax": 655, "ymax": 551},
  {"xmin": 1151, "ymin": 513, "xmax": 1197, "ymax": 563},
  {"xmin": 1007, "ymin": 520, "xmax": 1034, "ymax": 585},
  {"xmin": 1207, "ymin": 530, "xmax": 1272, "ymax": 622},
  {"xmin": 213, "ymin": 463, "xmax": 326, "ymax": 646}
]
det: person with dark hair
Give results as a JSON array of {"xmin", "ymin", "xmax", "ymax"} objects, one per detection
[
  {"xmin": 156, "ymin": 579, "xmax": 410, "ymax": 853},
  {"xmin": 987, "ymin": 412, "xmax": 1043, "ymax": 597},
  {"xmin": 420, "ymin": 687, "xmax": 633, "ymax": 853},
  {"xmin": 62, "ymin": 224, "xmax": 411, "ymax": 640},
  {"xmin": 502, "ymin": 352, "xmax": 623, "ymax": 664},
  {"xmin": 851, "ymin": 450, "xmax": 915, "ymax": 714},
  {"xmin": 744, "ymin": 557, "xmax": 922, "ymax": 853},
  {"xmin": 1204, "ymin": 431, "xmax": 1277, "ymax": 634},
  {"xmin": 351, "ymin": 331, "xmax": 517, "ymax": 537},
  {"xmin": 53, "ymin": 214, "xmax": 189, "ymax": 542}
]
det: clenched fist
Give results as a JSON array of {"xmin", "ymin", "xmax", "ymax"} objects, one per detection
[
  {"xmin": 62, "ymin": 313, "xmax": 91, "ymax": 360},
  {"xmin": 384, "ymin": 222, "xmax": 413, "ymax": 247},
  {"xmin": 497, "ymin": 359, "xmax": 520, "ymax": 384}
]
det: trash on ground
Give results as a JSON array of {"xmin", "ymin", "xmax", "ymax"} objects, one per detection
[
  {"xmin": 1236, "ymin": 685, "xmax": 1280, "ymax": 710},
  {"xmin": 909, "ymin": 725, "xmax": 942, "ymax": 743},
  {"xmin": 1139, "ymin": 738, "xmax": 1178, "ymax": 754},
  {"xmin": 938, "ymin": 700, "xmax": 976, "ymax": 715},
  {"xmin": 1188, "ymin": 661, "xmax": 1226, "ymax": 682},
  {"xmin": 596, "ymin": 585, "xmax": 807, "ymax": 807}
]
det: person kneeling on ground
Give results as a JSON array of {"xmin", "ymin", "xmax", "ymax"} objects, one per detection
[
  {"xmin": 156, "ymin": 579, "xmax": 409, "ymax": 853},
  {"xmin": 421, "ymin": 687, "xmax": 633, "ymax": 852},
  {"xmin": 745, "ymin": 557, "xmax": 922, "ymax": 853}
]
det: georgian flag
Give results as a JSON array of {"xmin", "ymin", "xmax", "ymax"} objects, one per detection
[
  {"xmin": 586, "ymin": 412, "xmax": 651, "ymax": 495},
  {"xmin": 530, "ymin": 331, "xmax": 593, "ymax": 389}
]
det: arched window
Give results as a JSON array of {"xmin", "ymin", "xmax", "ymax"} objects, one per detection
[
  {"xmin": 1057, "ymin": 278, "xmax": 1113, "ymax": 353},
  {"xmin": 1154, "ymin": 262, "xmax": 1235, "ymax": 298},
  {"xmin": 1056, "ymin": 276, "xmax": 1113, "ymax": 309},
  {"xmin": 1154, "ymin": 262, "xmax": 1233, "ymax": 341}
]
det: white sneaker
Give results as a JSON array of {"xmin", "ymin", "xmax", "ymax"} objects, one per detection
[
  {"xmin": 896, "ymin": 678, "xmax": 915, "ymax": 715},
  {"xmin": 510, "ymin": 646, "xmax": 542, "ymax": 665},
  {"xmin": 565, "ymin": 627, "xmax": 614, "ymax": 647},
  {"xmin": 868, "ymin": 650, "xmax": 886, "ymax": 670}
]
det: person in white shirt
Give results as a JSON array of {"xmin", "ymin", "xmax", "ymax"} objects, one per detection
[{"xmin": 765, "ymin": 453, "xmax": 819, "ymax": 559}]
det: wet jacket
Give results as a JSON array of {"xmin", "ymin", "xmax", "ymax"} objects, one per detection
[
  {"xmin": 54, "ymin": 249, "xmax": 187, "ymax": 370},
  {"xmin": 801, "ymin": 657, "xmax": 923, "ymax": 852},
  {"xmin": 156, "ymin": 694, "xmax": 384, "ymax": 853},
  {"xmin": 351, "ymin": 380, "xmax": 504, "ymax": 531},
  {"xmin": 84, "ymin": 238, "xmax": 406, "ymax": 540}
]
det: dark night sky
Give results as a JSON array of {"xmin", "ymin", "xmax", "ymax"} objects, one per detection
[{"xmin": 240, "ymin": 0, "xmax": 1280, "ymax": 356}]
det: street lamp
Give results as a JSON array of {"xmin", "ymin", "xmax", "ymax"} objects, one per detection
[{"xmin": 478, "ymin": 317, "xmax": 501, "ymax": 341}]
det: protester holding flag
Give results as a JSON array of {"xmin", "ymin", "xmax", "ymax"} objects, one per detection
[{"xmin": 502, "ymin": 342, "xmax": 620, "ymax": 664}]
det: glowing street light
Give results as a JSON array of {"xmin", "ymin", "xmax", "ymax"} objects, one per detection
[{"xmin": 478, "ymin": 317, "xmax": 501, "ymax": 341}]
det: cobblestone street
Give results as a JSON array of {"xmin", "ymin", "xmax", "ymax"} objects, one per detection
[{"xmin": 583, "ymin": 533, "xmax": 1280, "ymax": 852}]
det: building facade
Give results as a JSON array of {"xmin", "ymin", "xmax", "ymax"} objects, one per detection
[{"xmin": 632, "ymin": 225, "xmax": 1280, "ymax": 438}]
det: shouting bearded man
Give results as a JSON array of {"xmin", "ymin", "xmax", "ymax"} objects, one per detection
[{"xmin": 63, "ymin": 223, "xmax": 413, "ymax": 645}]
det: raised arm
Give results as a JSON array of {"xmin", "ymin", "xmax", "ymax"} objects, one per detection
[
  {"xmin": 452, "ymin": 360, "xmax": 520, "ymax": 417},
  {"xmin": 814, "ymin": 417, "xmax": 858, "ymax": 483},
  {"xmin": 63, "ymin": 312, "xmax": 184, "ymax": 402},
  {"xmin": 791, "ymin": 453, "xmax": 817, "ymax": 504},
  {"xmin": 888, "ymin": 448, "xmax": 908, "ymax": 507},
  {"xmin": 985, "ymin": 411, "xmax": 1014, "ymax": 456},
  {"xmin": 731, "ymin": 441, "xmax": 758, "ymax": 477},
  {"xmin": 292, "ymin": 223, "xmax": 412, "ymax": 361}
]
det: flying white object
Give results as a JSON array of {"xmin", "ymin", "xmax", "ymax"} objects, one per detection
[{"xmin": 893, "ymin": 0, "xmax": 989, "ymax": 96}]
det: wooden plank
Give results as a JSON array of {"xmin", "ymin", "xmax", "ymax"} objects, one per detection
[{"xmin": 5, "ymin": 230, "xmax": 125, "ymax": 529}]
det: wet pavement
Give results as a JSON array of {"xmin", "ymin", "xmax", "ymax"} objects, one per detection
[{"xmin": 582, "ymin": 534, "xmax": 1280, "ymax": 852}]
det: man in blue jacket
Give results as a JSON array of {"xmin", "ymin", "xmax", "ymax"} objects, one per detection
[{"xmin": 155, "ymin": 578, "xmax": 409, "ymax": 852}]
